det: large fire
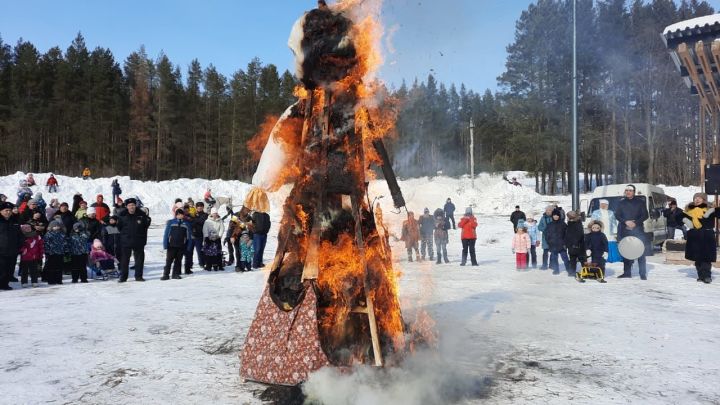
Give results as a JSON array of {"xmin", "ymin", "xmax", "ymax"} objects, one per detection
[{"xmin": 241, "ymin": 0, "xmax": 416, "ymax": 386}]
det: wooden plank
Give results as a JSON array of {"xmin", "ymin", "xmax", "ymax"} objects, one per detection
[
  {"xmin": 678, "ymin": 43, "xmax": 709, "ymax": 107},
  {"xmin": 695, "ymin": 41, "xmax": 720, "ymax": 106}
]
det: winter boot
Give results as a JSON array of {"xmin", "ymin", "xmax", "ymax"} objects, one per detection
[
  {"xmin": 161, "ymin": 275, "xmax": 170, "ymax": 281},
  {"xmin": 171, "ymin": 274, "xmax": 182, "ymax": 280}
]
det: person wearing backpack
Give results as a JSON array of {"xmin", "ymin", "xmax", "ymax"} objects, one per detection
[{"xmin": 162, "ymin": 209, "xmax": 192, "ymax": 280}]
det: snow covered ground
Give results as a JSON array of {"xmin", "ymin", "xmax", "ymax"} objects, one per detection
[{"xmin": 1, "ymin": 172, "xmax": 719, "ymax": 404}]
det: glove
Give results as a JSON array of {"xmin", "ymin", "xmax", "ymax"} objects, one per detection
[
  {"xmin": 586, "ymin": 250, "xmax": 591, "ymax": 257},
  {"xmin": 602, "ymin": 252, "xmax": 608, "ymax": 259},
  {"xmin": 682, "ymin": 218, "xmax": 693, "ymax": 229}
]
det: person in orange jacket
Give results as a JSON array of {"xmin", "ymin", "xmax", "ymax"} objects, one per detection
[
  {"xmin": 82, "ymin": 167, "xmax": 91, "ymax": 180},
  {"xmin": 458, "ymin": 207, "xmax": 478, "ymax": 266},
  {"xmin": 401, "ymin": 211, "xmax": 420, "ymax": 262}
]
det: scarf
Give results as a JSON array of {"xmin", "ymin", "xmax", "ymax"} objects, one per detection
[{"xmin": 685, "ymin": 205, "xmax": 707, "ymax": 230}]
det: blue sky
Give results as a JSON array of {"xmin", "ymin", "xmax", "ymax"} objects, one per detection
[{"xmin": 2, "ymin": 1, "xmax": 720, "ymax": 93}]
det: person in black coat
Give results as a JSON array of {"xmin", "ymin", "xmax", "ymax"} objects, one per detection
[
  {"xmin": 443, "ymin": 198, "xmax": 456, "ymax": 229},
  {"xmin": 663, "ymin": 200, "xmax": 686, "ymax": 240},
  {"xmin": 545, "ymin": 208, "xmax": 570, "ymax": 274},
  {"xmin": 584, "ymin": 220, "xmax": 609, "ymax": 275},
  {"xmin": 0, "ymin": 202, "xmax": 23, "ymax": 290},
  {"xmin": 510, "ymin": 206, "xmax": 526, "ymax": 232},
  {"xmin": 186, "ymin": 202, "xmax": 209, "ymax": 273},
  {"xmin": 615, "ymin": 184, "xmax": 649, "ymax": 279},
  {"xmin": 682, "ymin": 192, "xmax": 716, "ymax": 284},
  {"xmin": 251, "ymin": 210, "xmax": 271, "ymax": 268},
  {"xmin": 56, "ymin": 203, "xmax": 76, "ymax": 236},
  {"xmin": 71, "ymin": 193, "xmax": 84, "ymax": 216},
  {"xmin": 117, "ymin": 198, "xmax": 151, "ymax": 282},
  {"xmin": 564, "ymin": 210, "xmax": 586, "ymax": 276}
]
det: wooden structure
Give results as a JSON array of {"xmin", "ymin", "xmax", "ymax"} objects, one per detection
[{"xmin": 663, "ymin": 15, "xmax": 720, "ymax": 184}]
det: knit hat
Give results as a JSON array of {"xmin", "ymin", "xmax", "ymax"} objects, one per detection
[
  {"xmin": 210, "ymin": 207, "xmax": 219, "ymax": 215},
  {"xmin": 109, "ymin": 215, "xmax": 118, "ymax": 222},
  {"xmin": 28, "ymin": 199, "xmax": 38, "ymax": 205},
  {"xmin": 566, "ymin": 210, "xmax": 579, "ymax": 221},
  {"xmin": 599, "ymin": 199, "xmax": 609, "ymax": 205},
  {"xmin": 424, "ymin": 207, "xmax": 430, "ymax": 214},
  {"xmin": 0, "ymin": 201, "xmax": 13, "ymax": 211},
  {"xmin": 79, "ymin": 200, "xmax": 87, "ymax": 206},
  {"xmin": 552, "ymin": 208, "xmax": 562, "ymax": 218},
  {"xmin": 73, "ymin": 222, "xmax": 85, "ymax": 232},
  {"xmin": 49, "ymin": 220, "xmax": 63, "ymax": 231},
  {"xmin": 693, "ymin": 192, "xmax": 708, "ymax": 202},
  {"xmin": 87, "ymin": 207, "xmax": 96, "ymax": 215},
  {"xmin": 175, "ymin": 208, "xmax": 185, "ymax": 216},
  {"xmin": 465, "ymin": 207, "xmax": 473, "ymax": 215},
  {"xmin": 60, "ymin": 202, "xmax": 69, "ymax": 207},
  {"xmin": 92, "ymin": 239, "xmax": 104, "ymax": 249},
  {"xmin": 124, "ymin": 198, "xmax": 137, "ymax": 206},
  {"xmin": 34, "ymin": 192, "xmax": 42, "ymax": 199}
]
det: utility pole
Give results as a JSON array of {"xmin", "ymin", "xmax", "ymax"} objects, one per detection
[
  {"xmin": 571, "ymin": 0, "xmax": 580, "ymax": 211},
  {"xmin": 470, "ymin": 117, "xmax": 475, "ymax": 189}
]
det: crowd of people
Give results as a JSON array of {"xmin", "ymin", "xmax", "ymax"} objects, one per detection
[
  {"xmin": 508, "ymin": 184, "xmax": 715, "ymax": 284},
  {"xmin": 0, "ymin": 173, "xmax": 272, "ymax": 290}
]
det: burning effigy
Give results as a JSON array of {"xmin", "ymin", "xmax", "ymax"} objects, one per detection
[{"xmin": 239, "ymin": 0, "xmax": 408, "ymax": 386}]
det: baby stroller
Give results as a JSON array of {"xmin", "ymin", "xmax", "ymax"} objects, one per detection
[
  {"xmin": 91, "ymin": 259, "xmax": 120, "ymax": 280},
  {"xmin": 575, "ymin": 262, "xmax": 607, "ymax": 283}
]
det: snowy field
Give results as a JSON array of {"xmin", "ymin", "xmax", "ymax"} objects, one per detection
[{"xmin": 1, "ymin": 172, "xmax": 719, "ymax": 404}]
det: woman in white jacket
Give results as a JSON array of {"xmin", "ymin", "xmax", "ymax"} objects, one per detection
[{"xmin": 202, "ymin": 208, "xmax": 225, "ymax": 270}]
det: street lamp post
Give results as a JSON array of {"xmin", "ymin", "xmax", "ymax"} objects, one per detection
[
  {"xmin": 470, "ymin": 117, "xmax": 475, "ymax": 189},
  {"xmin": 571, "ymin": 0, "xmax": 580, "ymax": 211}
]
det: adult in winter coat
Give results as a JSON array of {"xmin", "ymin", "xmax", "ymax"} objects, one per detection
[
  {"xmin": 537, "ymin": 205, "xmax": 554, "ymax": 269},
  {"xmin": 443, "ymin": 198, "xmax": 456, "ymax": 229},
  {"xmin": 682, "ymin": 192, "xmax": 717, "ymax": 284},
  {"xmin": 117, "ymin": 198, "xmax": 151, "ymax": 282},
  {"xmin": 187, "ymin": 202, "xmax": 209, "ymax": 272},
  {"xmin": 458, "ymin": 207, "xmax": 478, "ymax": 266},
  {"xmin": 202, "ymin": 208, "xmax": 225, "ymax": 241},
  {"xmin": 614, "ymin": 184, "xmax": 649, "ymax": 279},
  {"xmin": 433, "ymin": 208, "xmax": 450, "ymax": 264},
  {"xmin": 0, "ymin": 202, "xmax": 23, "ymax": 290},
  {"xmin": 162, "ymin": 209, "xmax": 192, "ymax": 280},
  {"xmin": 419, "ymin": 208, "xmax": 435, "ymax": 261},
  {"xmin": 46, "ymin": 174, "xmax": 59, "ymax": 193},
  {"xmin": 91, "ymin": 194, "xmax": 110, "ymax": 223},
  {"xmin": 545, "ymin": 208, "xmax": 570, "ymax": 274},
  {"xmin": 663, "ymin": 200, "xmax": 686, "ymax": 240},
  {"xmin": 510, "ymin": 206, "xmax": 526, "ymax": 232},
  {"xmin": 250, "ymin": 209, "xmax": 271, "ymax": 268},
  {"xmin": 111, "ymin": 179, "xmax": 122, "ymax": 204},
  {"xmin": 401, "ymin": 212, "xmax": 420, "ymax": 262},
  {"xmin": 57, "ymin": 203, "xmax": 76, "ymax": 236},
  {"xmin": 564, "ymin": 210, "xmax": 586, "ymax": 276},
  {"xmin": 591, "ymin": 199, "xmax": 617, "ymax": 240},
  {"xmin": 101, "ymin": 215, "xmax": 122, "ymax": 257}
]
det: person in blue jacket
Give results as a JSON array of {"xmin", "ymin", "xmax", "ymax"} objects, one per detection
[{"xmin": 162, "ymin": 209, "xmax": 192, "ymax": 280}]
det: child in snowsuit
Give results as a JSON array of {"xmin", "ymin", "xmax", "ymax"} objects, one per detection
[
  {"xmin": 101, "ymin": 215, "xmax": 122, "ymax": 257},
  {"xmin": 584, "ymin": 220, "xmax": 609, "ymax": 278},
  {"xmin": 433, "ymin": 208, "xmax": 449, "ymax": 264},
  {"xmin": 203, "ymin": 230, "xmax": 223, "ymax": 271},
  {"xmin": 525, "ymin": 217, "xmax": 539, "ymax": 268},
  {"xmin": 89, "ymin": 239, "xmax": 117, "ymax": 279},
  {"xmin": 43, "ymin": 220, "xmax": 68, "ymax": 285},
  {"xmin": 237, "ymin": 232, "xmax": 254, "ymax": 272},
  {"xmin": 46, "ymin": 174, "xmax": 59, "ymax": 193},
  {"xmin": 69, "ymin": 222, "xmax": 90, "ymax": 283},
  {"xmin": 564, "ymin": 210, "xmax": 586, "ymax": 276},
  {"xmin": 511, "ymin": 225, "xmax": 531, "ymax": 270},
  {"xmin": 401, "ymin": 212, "xmax": 420, "ymax": 262},
  {"xmin": 19, "ymin": 223, "xmax": 44, "ymax": 287}
]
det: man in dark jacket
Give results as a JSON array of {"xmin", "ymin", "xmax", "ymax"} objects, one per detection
[
  {"xmin": 419, "ymin": 208, "xmax": 435, "ymax": 261},
  {"xmin": 443, "ymin": 198, "xmax": 456, "ymax": 229},
  {"xmin": 186, "ymin": 202, "xmax": 208, "ymax": 273},
  {"xmin": 663, "ymin": 200, "xmax": 686, "ymax": 240},
  {"xmin": 510, "ymin": 206, "xmax": 526, "ymax": 232},
  {"xmin": 162, "ymin": 209, "xmax": 192, "ymax": 280},
  {"xmin": 0, "ymin": 202, "xmax": 23, "ymax": 290},
  {"xmin": 615, "ymin": 184, "xmax": 649, "ymax": 279},
  {"xmin": 117, "ymin": 198, "xmax": 151, "ymax": 282},
  {"xmin": 545, "ymin": 208, "xmax": 570, "ymax": 274},
  {"xmin": 251, "ymin": 210, "xmax": 271, "ymax": 268}
]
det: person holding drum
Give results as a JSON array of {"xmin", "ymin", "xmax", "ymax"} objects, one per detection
[
  {"xmin": 682, "ymin": 192, "xmax": 716, "ymax": 284},
  {"xmin": 615, "ymin": 184, "xmax": 649, "ymax": 279}
]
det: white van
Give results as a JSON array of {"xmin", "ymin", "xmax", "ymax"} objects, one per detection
[{"xmin": 581, "ymin": 183, "xmax": 673, "ymax": 247}]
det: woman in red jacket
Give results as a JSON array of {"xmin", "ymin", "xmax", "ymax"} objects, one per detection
[{"xmin": 458, "ymin": 207, "xmax": 478, "ymax": 266}]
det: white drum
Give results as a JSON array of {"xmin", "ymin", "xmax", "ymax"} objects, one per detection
[{"xmin": 618, "ymin": 236, "xmax": 645, "ymax": 260}]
